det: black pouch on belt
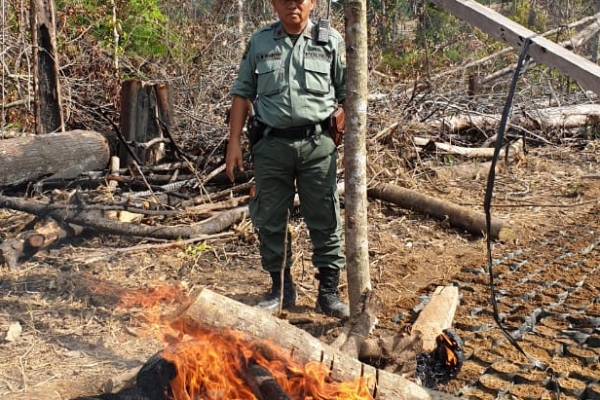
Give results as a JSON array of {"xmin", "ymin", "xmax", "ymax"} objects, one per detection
[{"xmin": 246, "ymin": 116, "xmax": 266, "ymax": 149}]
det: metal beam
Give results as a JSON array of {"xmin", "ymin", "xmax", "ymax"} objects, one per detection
[{"xmin": 428, "ymin": 0, "xmax": 600, "ymax": 96}]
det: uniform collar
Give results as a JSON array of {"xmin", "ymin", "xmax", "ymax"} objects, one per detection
[{"xmin": 274, "ymin": 20, "xmax": 314, "ymax": 40}]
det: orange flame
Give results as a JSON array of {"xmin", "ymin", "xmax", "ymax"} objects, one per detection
[{"xmin": 162, "ymin": 327, "xmax": 374, "ymax": 400}]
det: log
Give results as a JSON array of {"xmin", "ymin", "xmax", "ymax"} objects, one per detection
[
  {"xmin": 0, "ymin": 218, "xmax": 84, "ymax": 269},
  {"xmin": 241, "ymin": 360, "xmax": 292, "ymax": 400},
  {"xmin": 410, "ymin": 286, "xmax": 460, "ymax": 352},
  {"xmin": 407, "ymin": 104, "xmax": 600, "ymax": 134},
  {"xmin": 368, "ymin": 182, "xmax": 514, "ymax": 241},
  {"xmin": 0, "ymin": 130, "xmax": 110, "ymax": 188},
  {"xmin": 169, "ymin": 288, "xmax": 461, "ymax": 400}
]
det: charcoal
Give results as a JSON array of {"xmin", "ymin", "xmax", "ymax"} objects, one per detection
[
  {"xmin": 415, "ymin": 328, "xmax": 464, "ymax": 389},
  {"xmin": 71, "ymin": 353, "xmax": 176, "ymax": 400}
]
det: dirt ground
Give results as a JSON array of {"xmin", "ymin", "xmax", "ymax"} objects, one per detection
[{"xmin": 1, "ymin": 140, "xmax": 599, "ymax": 400}]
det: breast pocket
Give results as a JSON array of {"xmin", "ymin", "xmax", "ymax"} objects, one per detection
[
  {"xmin": 304, "ymin": 58, "xmax": 331, "ymax": 94},
  {"xmin": 256, "ymin": 60, "xmax": 283, "ymax": 96}
]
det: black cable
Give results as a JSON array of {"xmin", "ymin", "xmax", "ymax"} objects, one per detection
[{"xmin": 483, "ymin": 36, "xmax": 560, "ymax": 398}]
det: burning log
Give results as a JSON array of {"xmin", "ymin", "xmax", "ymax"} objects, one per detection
[
  {"xmin": 241, "ymin": 358, "xmax": 292, "ymax": 400},
  {"xmin": 71, "ymin": 353, "xmax": 176, "ymax": 400},
  {"xmin": 411, "ymin": 286, "xmax": 460, "ymax": 352},
  {"xmin": 168, "ymin": 288, "xmax": 462, "ymax": 400},
  {"xmin": 415, "ymin": 329, "xmax": 464, "ymax": 388},
  {"xmin": 71, "ymin": 288, "xmax": 463, "ymax": 400}
]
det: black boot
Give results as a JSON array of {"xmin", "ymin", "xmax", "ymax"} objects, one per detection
[
  {"xmin": 257, "ymin": 269, "xmax": 297, "ymax": 311},
  {"xmin": 316, "ymin": 268, "xmax": 350, "ymax": 319}
]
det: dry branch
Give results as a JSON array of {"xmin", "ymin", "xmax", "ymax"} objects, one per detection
[
  {"xmin": 169, "ymin": 288, "xmax": 460, "ymax": 400},
  {"xmin": 417, "ymin": 138, "xmax": 524, "ymax": 159},
  {"xmin": 368, "ymin": 182, "xmax": 513, "ymax": 240},
  {"xmin": 0, "ymin": 195, "xmax": 247, "ymax": 240},
  {"xmin": 0, "ymin": 218, "xmax": 84, "ymax": 269}
]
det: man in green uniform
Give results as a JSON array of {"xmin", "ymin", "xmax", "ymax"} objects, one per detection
[{"xmin": 225, "ymin": 0, "xmax": 349, "ymax": 319}]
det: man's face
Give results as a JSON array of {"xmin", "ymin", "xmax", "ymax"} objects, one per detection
[{"xmin": 272, "ymin": 0, "xmax": 315, "ymax": 34}]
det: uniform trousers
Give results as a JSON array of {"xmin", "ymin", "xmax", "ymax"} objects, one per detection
[{"xmin": 248, "ymin": 131, "xmax": 345, "ymax": 273}]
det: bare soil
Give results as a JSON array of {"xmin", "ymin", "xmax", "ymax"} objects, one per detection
[{"xmin": 1, "ymin": 141, "xmax": 599, "ymax": 400}]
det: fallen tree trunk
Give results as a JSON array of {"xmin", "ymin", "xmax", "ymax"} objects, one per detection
[
  {"xmin": 0, "ymin": 130, "xmax": 110, "ymax": 188},
  {"xmin": 169, "ymin": 288, "xmax": 460, "ymax": 400},
  {"xmin": 406, "ymin": 104, "xmax": 600, "ymax": 134},
  {"xmin": 368, "ymin": 182, "xmax": 513, "ymax": 240}
]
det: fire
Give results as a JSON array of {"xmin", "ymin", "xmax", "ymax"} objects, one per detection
[
  {"xmin": 161, "ymin": 326, "xmax": 374, "ymax": 400},
  {"xmin": 91, "ymin": 281, "xmax": 374, "ymax": 399},
  {"xmin": 437, "ymin": 331, "xmax": 462, "ymax": 371},
  {"xmin": 90, "ymin": 279, "xmax": 188, "ymax": 310}
]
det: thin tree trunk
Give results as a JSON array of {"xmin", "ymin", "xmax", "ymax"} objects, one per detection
[
  {"xmin": 594, "ymin": 0, "xmax": 600, "ymax": 63},
  {"xmin": 30, "ymin": 0, "xmax": 63, "ymax": 134},
  {"xmin": 344, "ymin": 0, "xmax": 371, "ymax": 316},
  {"xmin": 237, "ymin": 0, "xmax": 244, "ymax": 37},
  {"xmin": 0, "ymin": 195, "xmax": 248, "ymax": 240}
]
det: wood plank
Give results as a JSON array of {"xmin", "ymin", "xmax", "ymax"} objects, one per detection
[
  {"xmin": 429, "ymin": 0, "xmax": 600, "ymax": 97},
  {"xmin": 411, "ymin": 286, "xmax": 460, "ymax": 352}
]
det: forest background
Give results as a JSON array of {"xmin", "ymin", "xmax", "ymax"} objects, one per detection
[{"xmin": 2, "ymin": 0, "xmax": 599, "ymax": 142}]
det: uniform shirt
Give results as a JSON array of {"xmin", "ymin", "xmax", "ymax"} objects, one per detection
[{"xmin": 230, "ymin": 20, "xmax": 346, "ymax": 129}]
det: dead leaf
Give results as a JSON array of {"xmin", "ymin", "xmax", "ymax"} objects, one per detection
[{"xmin": 5, "ymin": 322, "xmax": 22, "ymax": 342}]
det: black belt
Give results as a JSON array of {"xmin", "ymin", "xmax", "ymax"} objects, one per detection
[{"xmin": 270, "ymin": 122, "xmax": 327, "ymax": 140}]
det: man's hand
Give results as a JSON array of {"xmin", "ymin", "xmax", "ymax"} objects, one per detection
[{"xmin": 225, "ymin": 139, "xmax": 244, "ymax": 183}]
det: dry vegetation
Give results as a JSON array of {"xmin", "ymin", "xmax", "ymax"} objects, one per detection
[{"xmin": 1, "ymin": 1, "xmax": 600, "ymax": 400}]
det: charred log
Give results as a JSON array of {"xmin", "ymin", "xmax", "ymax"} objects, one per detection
[
  {"xmin": 241, "ymin": 358, "xmax": 292, "ymax": 400},
  {"xmin": 71, "ymin": 353, "xmax": 176, "ymax": 400},
  {"xmin": 415, "ymin": 329, "xmax": 464, "ymax": 389}
]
